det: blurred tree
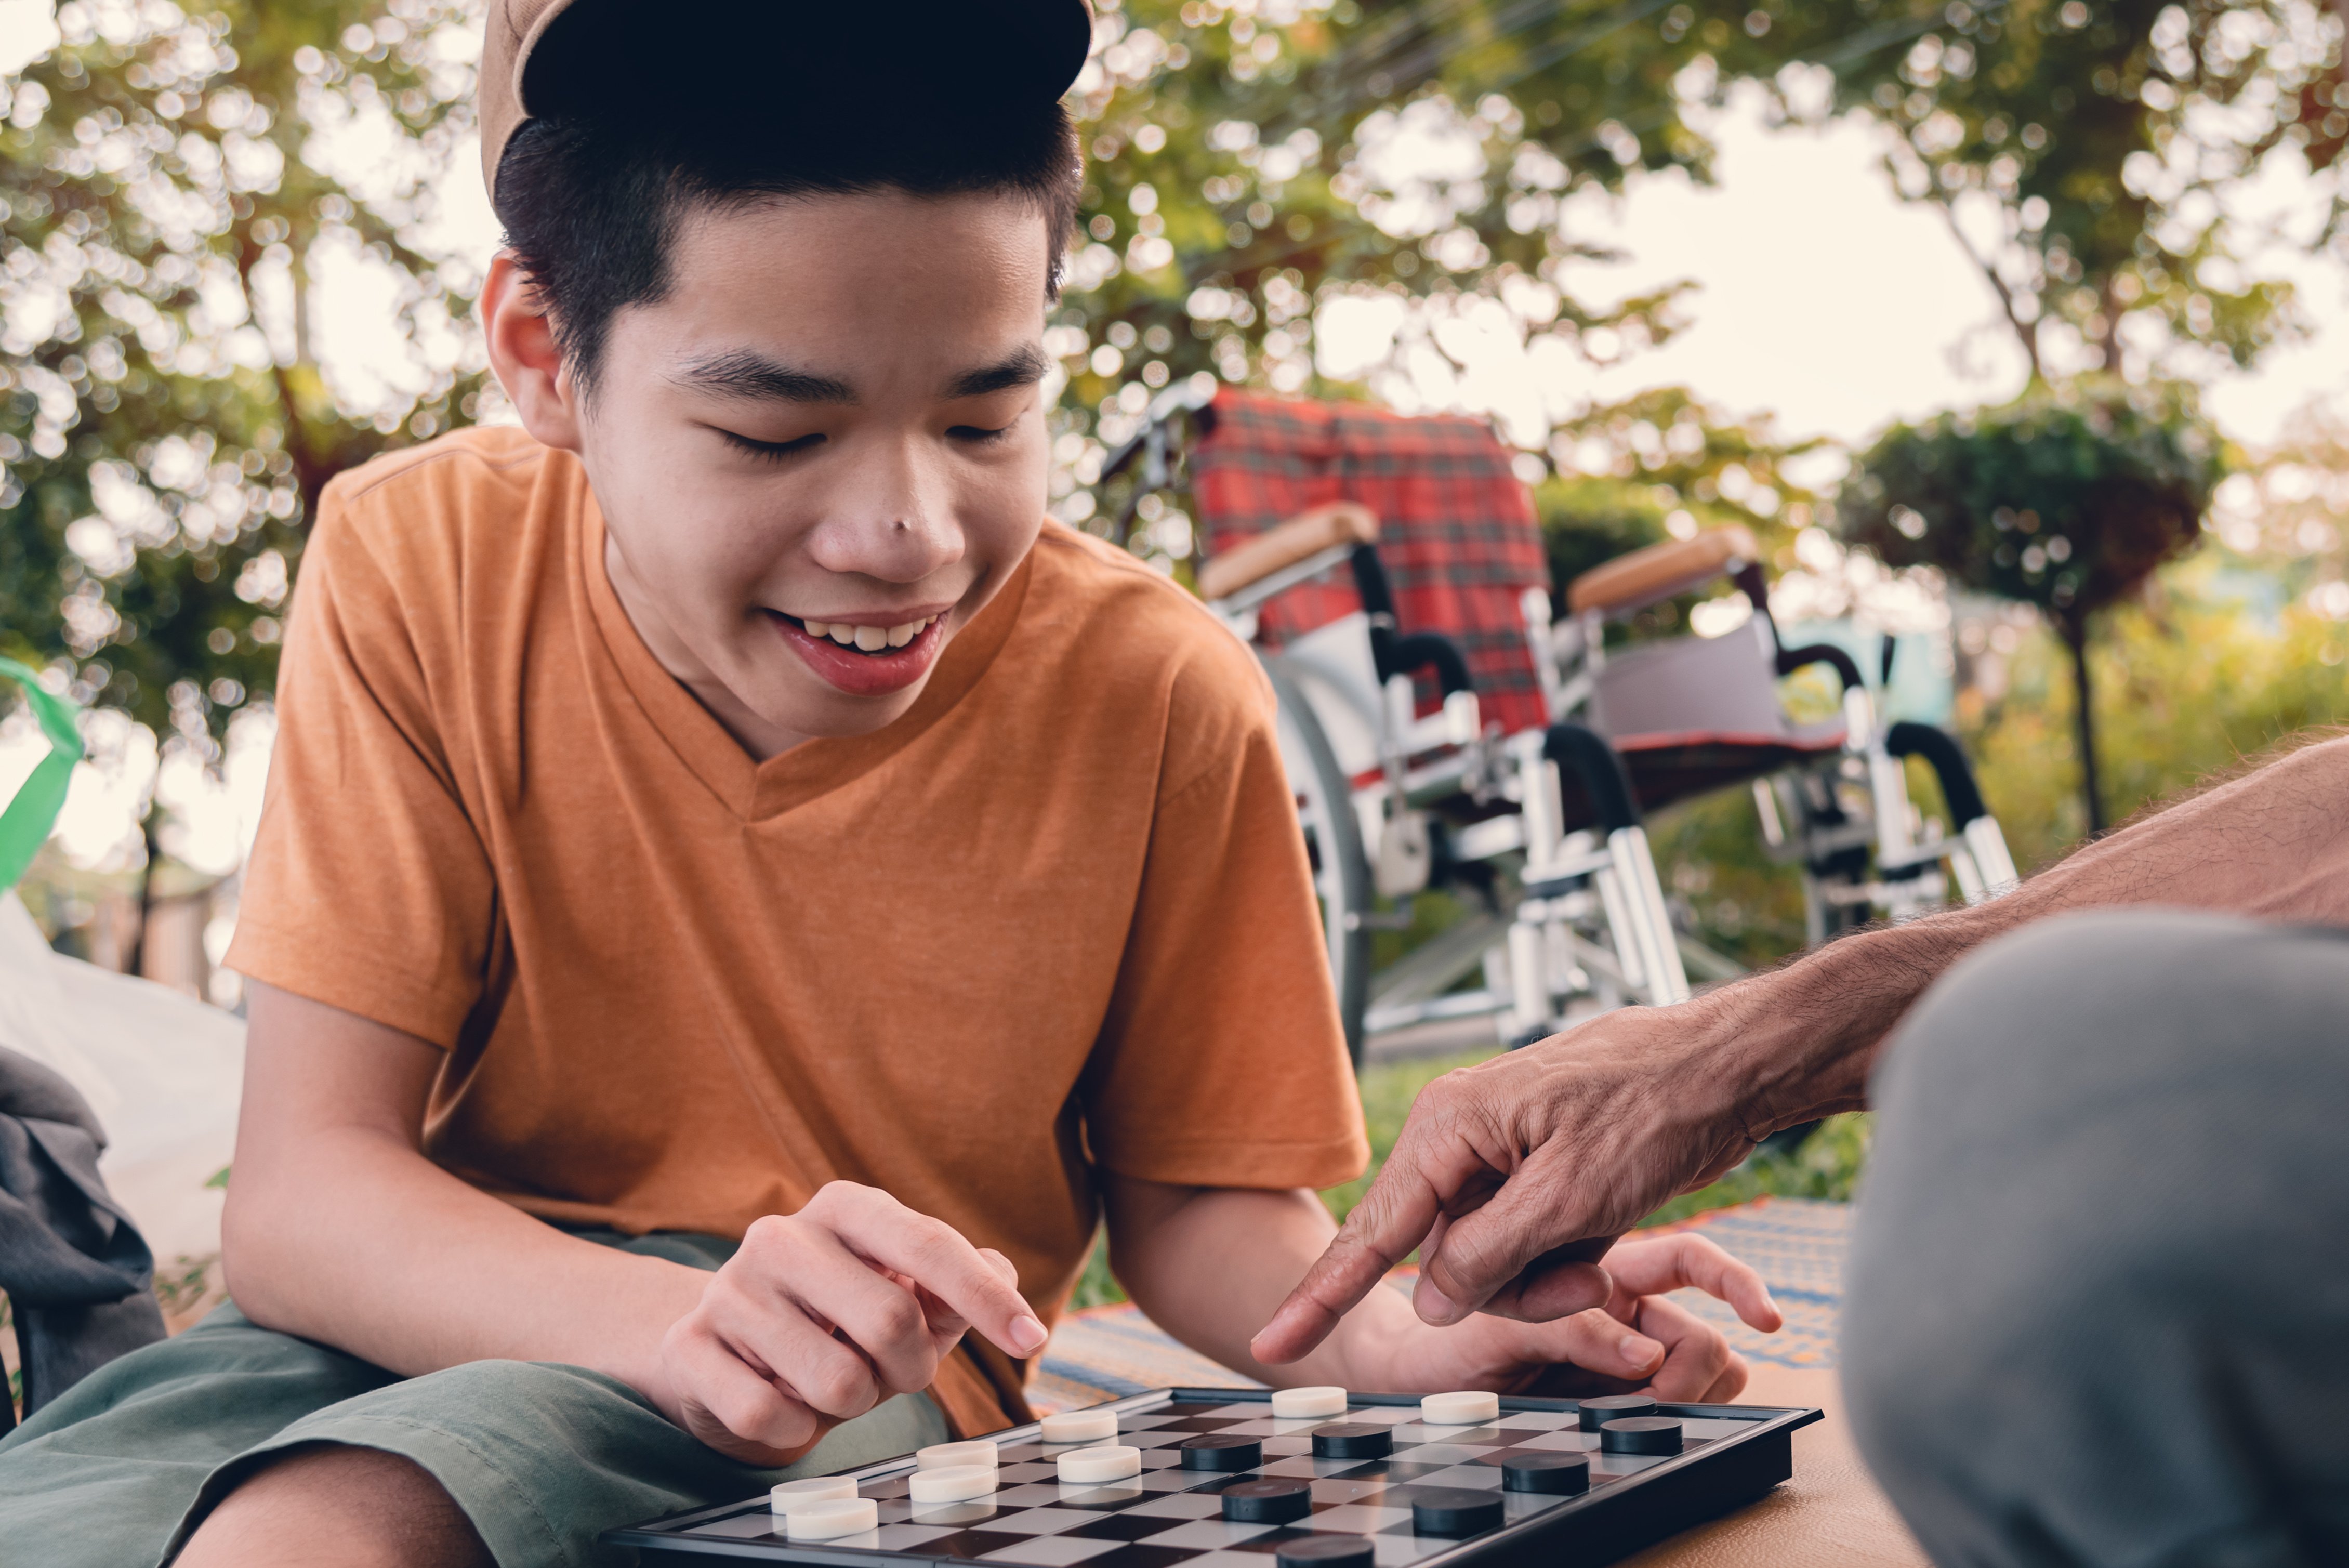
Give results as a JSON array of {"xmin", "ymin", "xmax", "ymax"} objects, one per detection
[
  {"xmin": 1841, "ymin": 381, "xmax": 2223, "ymax": 832},
  {"xmin": 1066, "ymin": 0, "xmax": 2336, "ymax": 541},
  {"xmin": 0, "ymin": 0, "xmax": 485, "ymax": 753}
]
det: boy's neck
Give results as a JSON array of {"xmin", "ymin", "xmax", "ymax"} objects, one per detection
[{"xmin": 603, "ymin": 532, "xmax": 815, "ymax": 762}]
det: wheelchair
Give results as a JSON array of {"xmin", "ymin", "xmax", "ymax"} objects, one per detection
[
  {"xmin": 1540, "ymin": 526, "xmax": 2021, "ymax": 943},
  {"xmin": 1104, "ymin": 392, "xmax": 2017, "ymax": 1060}
]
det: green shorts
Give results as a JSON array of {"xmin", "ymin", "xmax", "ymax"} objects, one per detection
[{"xmin": 0, "ymin": 1231, "xmax": 950, "ymax": 1567}]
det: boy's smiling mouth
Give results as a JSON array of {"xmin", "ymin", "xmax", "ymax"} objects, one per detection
[{"xmin": 767, "ymin": 609, "xmax": 952, "ymax": 697}]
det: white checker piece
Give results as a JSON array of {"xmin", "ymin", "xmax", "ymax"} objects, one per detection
[
  {"xmin": 976, "ymin": 1537, "xmax": 1121, "ymax": 1566},
  {"xmin": 1139, "ymin": 1519, "xmax": 1276, "ymax": 1549}
]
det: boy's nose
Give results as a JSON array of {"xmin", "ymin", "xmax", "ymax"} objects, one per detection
[{"xmin": 804, "ymin": 441, "xmax": 966, "ymax": 584}]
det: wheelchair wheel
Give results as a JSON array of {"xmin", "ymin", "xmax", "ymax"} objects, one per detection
[{"xmin": 1258, "ymin": 650, "xmax": 1373, "ymax": 1064}]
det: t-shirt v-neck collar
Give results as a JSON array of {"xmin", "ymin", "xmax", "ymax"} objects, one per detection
[{"xmin": 577, "ymin": 491, "xmax": 1034, "ymax": 822}]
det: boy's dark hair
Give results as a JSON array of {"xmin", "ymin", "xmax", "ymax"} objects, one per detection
[{"xmin": 495, "ymin": 102, "xmax": 1081, "ymax": 396}]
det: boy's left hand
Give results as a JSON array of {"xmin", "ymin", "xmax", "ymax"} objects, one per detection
[{"xmin": 1361, "ymin": 1232, "xmax": 1781, "ymax": 1403}]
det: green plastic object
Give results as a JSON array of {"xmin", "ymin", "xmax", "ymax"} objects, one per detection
[{"xmin": 0, "ymin": 655, "xmax": 83, "ymax": 891}]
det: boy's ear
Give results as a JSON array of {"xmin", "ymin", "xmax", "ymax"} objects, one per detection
[{"xmin": 480, "ymin": 251, "xmax": 585, "ymax": 453}]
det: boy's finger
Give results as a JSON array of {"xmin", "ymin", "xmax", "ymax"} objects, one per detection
[
  {"xmin": 813, "ymin": 1184, "xmax": 1049, "ymax": 1358},
  {"xmin": 706, "ymin": 1285, "xmax": 888, "ymax": 1419},
  {"xmin": 670, "ymin": 1328, "xmax": 819, "ymax": 1454},
  {"xmin": 780, "ymin": 1232, "xmax": 949, "ymax": 1394},
  {"xmin": 1526, "ymin": 1307, "xmax": 1667, "ymax": 1382},
  {"xmin": 1622, "ymin": 1294, "xmax": 1734, "ymax": 1403},
  {"xmin": 1603, "ymin": 1234, "xmax": 1781, "ymax": 1332}
]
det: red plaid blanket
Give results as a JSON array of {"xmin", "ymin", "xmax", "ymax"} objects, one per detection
[{"xmin": 1188, "ymin": 391, "xmax": 1551, "ymax": 737}]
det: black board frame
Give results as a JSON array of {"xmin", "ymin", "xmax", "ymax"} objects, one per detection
[{"xmin": 608, "ymin": 1387, "xmax": 1824, "ymax": 1567}]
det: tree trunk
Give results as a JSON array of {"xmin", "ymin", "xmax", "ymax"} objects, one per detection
[{"xmin": 2058, "ymin": 611, "xmax": 2105, "ymax": 837}]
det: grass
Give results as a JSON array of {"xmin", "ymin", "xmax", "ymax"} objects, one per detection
[{"xmin": 1066, "ymin": 1047, "xmax": 1869, "ymax": 1310}]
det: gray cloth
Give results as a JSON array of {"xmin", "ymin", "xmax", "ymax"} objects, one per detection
[
  {"xmin": 0, "ymin": 1229, "xmax": 950, "ymax": 1567},
  {"xmin": 1843, "ymin": 909, "xmax": 2349, "ymax": 1568},
  {"xmin": 0, "ymin": 1044, "xmax": 166, "ymax": 1427}
]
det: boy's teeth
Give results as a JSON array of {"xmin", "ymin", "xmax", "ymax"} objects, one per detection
[{"xmin": 798, "ymin": 614, "xmax": 939, "ymax": 653}]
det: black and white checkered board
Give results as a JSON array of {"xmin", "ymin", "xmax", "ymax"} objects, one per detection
[{"xmin": 608, "ymin": 1388, "xmax": 1823, "ymax": 1568}]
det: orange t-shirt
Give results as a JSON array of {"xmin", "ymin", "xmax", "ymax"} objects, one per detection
[{"xmin": 225, "ymin": 426, "xmax": 1369, "ymax": 1438}]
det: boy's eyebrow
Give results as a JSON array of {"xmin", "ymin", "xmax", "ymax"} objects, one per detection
[
  {"xmin": 672, "ymin": 350, "xmax": 858, "ymax": 405},
  {"xmin": 945, "ymin": 345, "xmax": 1051, "ymax": 400}
]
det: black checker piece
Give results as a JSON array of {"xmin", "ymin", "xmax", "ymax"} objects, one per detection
[
  {"xmin": 1181, "ymin": 1434, "xmax": 1263, "ymax": 1471},
  {"xmin": 1275, "ymin": 1538, "xmax": 1375, "ymax": 1568},
  {"xmin": 1600, "ymin": 1417, "xmax": 1683, "ymax": 1455},
  {"xmin": 1309, "ymin": 1424, "xmax": 1391, "ymax": 1460},
  {"xmin": 1410, "ymin": 1487, "xmax": 1505, "ymax": 1537},
  {"xmin": 1221, "ymin": 1479, "xmax": 1313, "ymax": 1524},
  {"xmin": 1577, "ymin": 1394, "xmax": 1656, "ymax": 1431},
  {"xmin": 1500, "ymin": 1453, "xmax": 1589, "ymax": 1495}
]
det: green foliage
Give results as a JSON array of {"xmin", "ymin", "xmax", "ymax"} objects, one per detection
[
  {"xmin": 1843, "ymin": 379, "xmax": 2225, "ymax": 827},
  {"xmin": 1960, "ymin": 555, "xmax": 2349, "ymax": 869},
  {"xmin": 1843, "ymin": 381, "xmax": 2222, "ymax": 626},
  {"xmin": 1639, "ymin": 1112, "xmax": 1872, "ymax": 1227},
  {"xmin": 0, "ymin": 0, "xmax": 484, "ymax": 742}
]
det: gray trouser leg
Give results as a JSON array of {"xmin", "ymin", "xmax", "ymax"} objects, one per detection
[{"xmin": 1843, "ymin": 909, "xmax": 2349, "ymax": 1568}]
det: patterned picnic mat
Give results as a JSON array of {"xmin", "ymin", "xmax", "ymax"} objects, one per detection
[{"xmin": 1028, "ymin": 1198, "xmax": 1849, "ymax": 1414}]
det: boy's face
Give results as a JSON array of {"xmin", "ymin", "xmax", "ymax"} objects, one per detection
[{"xmin": 513, "ymin": 189, "xmax": 1054, "ymax": 755}]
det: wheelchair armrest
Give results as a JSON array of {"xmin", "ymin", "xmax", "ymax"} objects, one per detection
[
  {"xmin": 1197, "ymin": 502, "xmax": 1379, "ymax": 602},
  {"xmin": 1776, "ymin": 641, "xmax": 1866, "ymax": 692},
  {"xmin": 1566, "ymin": 525, "xmax": 1760, "ymax": 619},
  {"xmin": 1385, "ymin": 630, "xmax": 1474, "ymax": 697}
]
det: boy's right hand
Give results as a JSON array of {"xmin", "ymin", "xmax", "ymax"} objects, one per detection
[{"xmin": 653, "ymin": 1181, "xmax": 1050, "ymax": 1464}]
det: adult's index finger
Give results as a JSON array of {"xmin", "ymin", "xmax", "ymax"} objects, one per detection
[{"xmin": 1251, "ymin": 1156, "xmax": 1445, "ymax": 1363}]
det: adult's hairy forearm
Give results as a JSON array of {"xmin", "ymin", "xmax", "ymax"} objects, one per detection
[{"xmin": 1694, "ymin": 735, "xmax": 2349, "ymax": 1135}]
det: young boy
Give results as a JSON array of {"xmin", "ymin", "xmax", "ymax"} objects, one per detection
[{"xmin": 0, "ymin": 3, "xmax": 1778, "ymax": 1564}]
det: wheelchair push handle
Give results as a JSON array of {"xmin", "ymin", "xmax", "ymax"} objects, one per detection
[
  {"xmin": 1885, "ymin": 720, "xmax": 1992, "ymax": 829},
  {"xmin": 1565, "ymin": 524, "xmax": 1761, "ymax": 620},
  {"xmin": 1197, "ymin": 502, "xmax": 1378, "ymax": 603}
]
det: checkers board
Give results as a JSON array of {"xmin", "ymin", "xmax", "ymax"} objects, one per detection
[{"xmin": 606, "ymin": 1387, "xmax": 1824, "ymax": 1567}]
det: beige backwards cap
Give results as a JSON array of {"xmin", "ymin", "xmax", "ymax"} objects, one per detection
[{"xmin": 479, "ymin": 0, "xmax": 1097, "ymax": 208}]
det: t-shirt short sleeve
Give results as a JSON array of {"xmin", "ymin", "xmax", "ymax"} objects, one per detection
[
  {"xmin": 224, "ymin": 483, "xmax": 496, "ymax": 1047},
  {"xmin": 1079, "ymin": 644, "xmax": 1370, "ymax": 1192}
]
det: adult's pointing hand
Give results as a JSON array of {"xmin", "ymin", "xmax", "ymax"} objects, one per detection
[{"xmin": 1252, "ymin": 999, "xmax": 1807, "ymax": 1365}]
